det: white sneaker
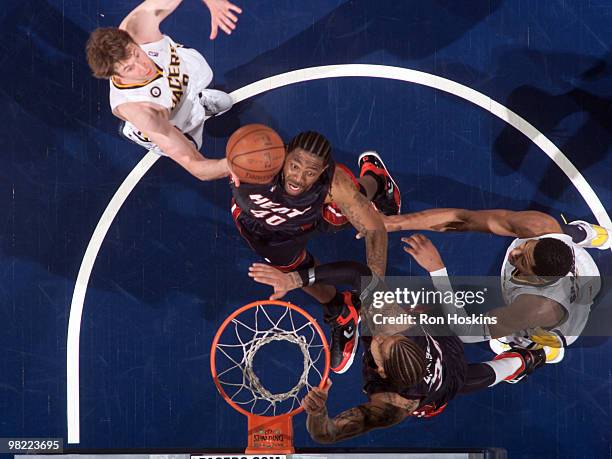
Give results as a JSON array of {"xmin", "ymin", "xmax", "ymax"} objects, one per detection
[
  {"xmin": 489, "ymin": 337, "xmax": 565, "ymax": 364},
  {"xmin": 568, "ymin": 220, "xmax": 611, "ymax": 250},
  {"xmin": 199, "ymin": 89, "xmax": 233, "ymax": 116}
]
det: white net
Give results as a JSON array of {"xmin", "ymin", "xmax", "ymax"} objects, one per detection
[{"xmin": 213, "ymin": 303, "xmax": 328, "ymax": 417}]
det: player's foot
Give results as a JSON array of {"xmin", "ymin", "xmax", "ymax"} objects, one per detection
[
  {"xmin": 494, "ymin": 347, "xmax": 546, "ymax": 384},
  {"xmin": 199, "ymin": 89, "xmax": 233, "ymax": 116},
  {"xmin": 489, "ymin": 338, "xmax": 565, "ymax": 364},
  {"xmin": 329, "ymin": 291, "xmax": 360, "ymax": 374},
  {"xmin": 568, "ymin": 220, "xmax": 611, "ymax": 250},
  {"xmin": 358, "ymin": 151, "xmax": 401, "ymax": 215}
]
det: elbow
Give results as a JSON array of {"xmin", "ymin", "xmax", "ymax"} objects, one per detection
[
  {"xmin": 437, "ymin": 209, "xmax": 471, "ymax": 232},
  {"xmin": 364, "ymin": 226, "xmax": 387, "ymax": 240},
  {"xmin": 306, "ymin": 418, "xmax": 337, "ymax": 444}
]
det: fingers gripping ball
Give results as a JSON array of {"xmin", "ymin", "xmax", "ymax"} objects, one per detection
[{"xmin": 226, "ymin": 124, "xmax": 285, "ymax": 184}]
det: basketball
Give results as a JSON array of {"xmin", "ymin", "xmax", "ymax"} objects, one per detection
[{"xmin": 226, "ymin": 124, "xmax": 286, "ymax": 184}]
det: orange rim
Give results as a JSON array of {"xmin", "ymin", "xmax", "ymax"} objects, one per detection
[{"xmin": 210, "ymin": 299, "xmax": 330, "ymax": 418}]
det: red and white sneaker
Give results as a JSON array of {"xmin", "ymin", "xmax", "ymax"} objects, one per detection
[
  {"xmin": 494, "ymin": 347, "xmax": 547, "ymax": 384},
  {"xmin": 329, "ymin": 291, "xmax": 361, "ymax": 374},
  {"xmin": 358, "ymin": 151, "xmax": 401, "ymax": 216}
]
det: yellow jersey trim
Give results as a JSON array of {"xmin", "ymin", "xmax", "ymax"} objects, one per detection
[{"xmin": 111, "ymin": 64, "xmax": 163, "ymax": 89}]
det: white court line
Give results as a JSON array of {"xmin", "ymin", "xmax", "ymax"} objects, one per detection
[{"xmin": 67, "ymin": 64, "xmax": 612, "ymax": 444}]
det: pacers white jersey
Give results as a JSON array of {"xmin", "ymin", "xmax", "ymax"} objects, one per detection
[
  {"xmin": 109, "ymin": 34, "xmax": 213, "ymax": 155},
  {"xmin": 500, "ymin": 233, "xmax": 601, "ymax": 346}
]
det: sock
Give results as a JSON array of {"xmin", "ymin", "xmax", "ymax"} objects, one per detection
[
  {"xmin": 484, "ymin": 356, "xmax": 523, "ymax": 386},
  {"xmin": 364, "ymin": 170, "xmax": 386, "ymax": 199},
  {"xmin": 560, "ymin": 222, "xmax": 588, "ymax": 244},
  {"xmin": 322, "ymin": 291, "xmax": 345, "ymax": 323},
  {"xmin": 459, "ymin": 363, "xmax": 495, "ymax": 394}
]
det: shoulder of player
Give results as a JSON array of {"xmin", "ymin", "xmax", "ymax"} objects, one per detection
[
  {"xmin": 328, "ymin": 165, "xmax": 356, "ymax": 201},
  {"xmin": 506, "ymin": 293, "xmax": 565, "ymax": 326},
  {"xmin": 369, "ymin": 392, "xmax": 419, "ymax": 415}
]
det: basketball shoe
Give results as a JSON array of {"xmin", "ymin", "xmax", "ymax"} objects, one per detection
[
  {"xmin": 329, "ymin": 291, "xmax": 361, "ymax": 374},
  {"xmin": 567, "ymin": 220, "xmax": 611, "ymax": 250},
  {"xmin": 358, "ymin": 151, "xmax": 401, "ymax": 215},
  {"xmin": 494, "ymin": 347, "xmax": 547, "ymax": 384},
  {"xmin": 199, "ymin": 89, "xmax": 233, "ymax": 117}
]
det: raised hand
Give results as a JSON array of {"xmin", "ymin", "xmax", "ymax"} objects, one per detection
[
  {"xmin": 203, "ymin": 0, "xmax": 242, "ymax": 40},
  {"xmin": 401, "ymin": 234, "xmax": 445, "ymax": 273},
  {"xmin": 302, "ymin": 378, "xmax": 332, "ymax": 416},
  {"xmin": 248, "ymin": 263, "xmax": 302, "ymax": 300}
]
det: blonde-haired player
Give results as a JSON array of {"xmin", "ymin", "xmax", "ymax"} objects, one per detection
[{"xmin": 86, "ymin": 0, "xmax": 242, "ymax": 181}]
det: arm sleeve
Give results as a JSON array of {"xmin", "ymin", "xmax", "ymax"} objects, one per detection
[
  {"xmin": 429, "ymin": 268, "xmax": 491, "ymax": 343},
  {"xmin": 297, "ymin": 261, "xmax": 372, "ymax": 290}
]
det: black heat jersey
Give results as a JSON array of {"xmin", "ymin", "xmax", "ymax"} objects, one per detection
[
  {"xmin": 231, "ymin": 160, "xmax": 336, "ymax": 240},
  {"xmin": 362, "ymin": 333, "xmax": 466, "ymax": 415}
]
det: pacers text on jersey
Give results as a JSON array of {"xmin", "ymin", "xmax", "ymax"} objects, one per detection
[{"xmin": 168, "ymin": 44, "xmax": 189, "ymax": 109}]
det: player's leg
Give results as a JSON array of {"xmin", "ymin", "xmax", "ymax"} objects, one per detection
[
  {"xmin": 561, "ymin": 219, "xmax": 611, "ymax": 250},
  {"xmin": 275, "ymin": 254, "xmax": 360, "ymax": 374},
  {"xmin": 302, "ymin": 273, "xmax": 361, "ymax": 374},
  {"xmin": 509, "ymin": 210, "xmax": 611, "ymax": 248},
  {"xmin": 320, "ymin": 158, "xmax": 401, "ymax": 234},
  {"xmin": 358, "ymin": 151, "xmax": 402, "ymax": 215},
  {"xmin": 282, "ymin": 255, "xmax": 360, "ymax": 375},
  {"xmin": 460, "ymin": 348, "xmax": 546, "ymax": 393}
]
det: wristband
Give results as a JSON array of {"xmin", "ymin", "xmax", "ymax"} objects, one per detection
[
  {"xmin": 429, "ymin": 267, "xmax": 448, "ymax": 277},
  {"xmin": 429, "ymin": 267, "xmax": 452, "ymax": 293},
  {"xmin": 298, "ymin": 267, "xmax": 316, "ymax": 287}
]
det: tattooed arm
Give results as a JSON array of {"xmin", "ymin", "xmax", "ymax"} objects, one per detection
[
  {"xmin": 303, "ymin": 381, "xmax": 417, "ymax": 443},
  {"xmin": 382, "ymin": 208, "xmax": 561, "ymax": 237},
  {"xmin": 330, "ymin": 167, "xmax": 388, "ymax": 277}
]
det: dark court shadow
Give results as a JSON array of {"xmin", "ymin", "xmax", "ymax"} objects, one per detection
[
  {"xmin": 226, "ymin": 0, "xmax": 505, "ymax": 87},
  {"xmin": 0, "ymin": 0, "xmax": 117, "ymax": 135},
  {"xmin": 490, "ymin": 48, "xmax": 612, "ymax": 199}
]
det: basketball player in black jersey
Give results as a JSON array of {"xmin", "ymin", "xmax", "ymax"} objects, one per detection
[
  {"xmin": 249, "ymin": 240, "xmax": 547, "ymax": 443},
  {"xmin": 234, "ymin": 131, "xmax": 401, "ymax": 373}
]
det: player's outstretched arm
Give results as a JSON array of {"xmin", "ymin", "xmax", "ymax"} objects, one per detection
[
  {"xmin": 119, "ymin": 0, "xmax": 184, "ymax": 44},
  {"xmin": 203, "ymin": 0, "xmax": 242, "ymax": 39},
  {"xmin": 119, "ymin": 0, "xmax": 242, "ymax": 43},
  {"xmin": 248, "ymin": 261, "xmax": 371, "ymax": 300},
  {"xmin": 331, "ymin": 167, "xmax": 388, "ymax": 277},
  {"xmin": 118, "ymin": 103, "xmax": 229, "ymax": 181},
  {"xmin": 383, "ymin": 208, "xmax": 561, "ymax": 238},
  {"xmin": 303, "ymin": 380, "xmax": 414, "ymax": 443}
]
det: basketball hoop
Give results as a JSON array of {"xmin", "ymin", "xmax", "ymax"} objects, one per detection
[{"xmin": 210, "ymin": 300, "xmax": 330, "ymax": 454}]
